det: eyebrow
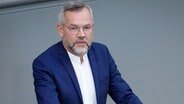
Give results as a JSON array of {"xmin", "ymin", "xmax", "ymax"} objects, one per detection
[
  {"xmin": 69, "ymin": 24, "xmax": 78, "ymax": 27},
  {"xmin": 69, "ymin": 24, "xmax": 93, "ymax": 27}
]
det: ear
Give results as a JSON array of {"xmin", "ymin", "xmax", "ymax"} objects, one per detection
[{"xmin": 56, "ymin": 24, "xmax": 64, "ymax": 37}]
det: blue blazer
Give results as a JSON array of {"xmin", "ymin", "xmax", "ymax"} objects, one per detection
[{"xmin": 33, "ymin": 41, "xmax": 142, "ymax": 104}]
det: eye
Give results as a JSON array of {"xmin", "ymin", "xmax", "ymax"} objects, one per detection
[
  {"xmin": 69, "ymin": 26, "xmax": 78, "ymax": 31},
  {"xmin": 84, "ymin": 26, "xmax": 92, "ymax": 30}
]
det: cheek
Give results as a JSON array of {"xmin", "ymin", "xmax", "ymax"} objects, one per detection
[
  {"xmin": 87, "ymin": 34, "xmax": 93, "ymax": 41},
  {"xmin": 63, "ymin": 34, "xmax": 76, "ymax": 44}
]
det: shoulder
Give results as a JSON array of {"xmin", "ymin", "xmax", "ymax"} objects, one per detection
[
  {"xmin": 90, "ymin": 42, "xmax": 109, "ymax": 52},
  {"xmin": 33, "ymin": 41, "xmax": 63, "ymax": 64},
  {"xmin": 89, "ymin": 42, "xmax": 112, "ymax": 58}
]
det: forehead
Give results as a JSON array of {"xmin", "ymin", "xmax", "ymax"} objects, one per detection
[{"xmin": 64, "ymin": 8, "xmax": 93, "ymax": 25}]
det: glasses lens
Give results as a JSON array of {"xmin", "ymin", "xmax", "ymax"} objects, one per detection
[
  {"xmin": 83, "ymin": 25, "xmax": 93, "ymax": 33},
  {"xmin": 64, "ymin": 24, "xmax": 93, "ymax": 34},
  {"xmin": 68, "ymin": 26, "xmax": 79, "ymax": 34}
]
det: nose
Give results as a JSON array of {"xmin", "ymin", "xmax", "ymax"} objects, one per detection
[{"xmin": 77, "ymin": 27, "xmax": 85, "ymax": 37}]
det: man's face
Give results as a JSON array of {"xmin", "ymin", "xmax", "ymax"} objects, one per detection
[{"xmin": 57, "ymin": 8, "xmax": 94, "ymax": 57}]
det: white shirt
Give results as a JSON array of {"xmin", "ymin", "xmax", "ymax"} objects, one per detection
[{"xmin": 67, "ymin": 52, "xmax": 97, "ymax": 104}]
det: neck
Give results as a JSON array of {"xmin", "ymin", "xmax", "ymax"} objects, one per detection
[{"xmin": 80, "ymin": 56, "xmax": 84, "ymax": 64}]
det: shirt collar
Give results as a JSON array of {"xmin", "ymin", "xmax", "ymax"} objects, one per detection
[{"xmin": 67, "ymin": 51, "xmax": 88, "ymax": 64}]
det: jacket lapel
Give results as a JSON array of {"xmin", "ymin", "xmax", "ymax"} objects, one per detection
[
  {"xmin": 88, "ymin": 49, "xmax": 100, "ymax": 104},
  {"xmin": 58, "ymin": 43, "xmax": 83, "ymax": 103}
]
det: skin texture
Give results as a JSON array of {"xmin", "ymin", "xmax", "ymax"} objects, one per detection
[{"xmin": 57, "ymin": 7, "xmax": 94, "ymax": 63}]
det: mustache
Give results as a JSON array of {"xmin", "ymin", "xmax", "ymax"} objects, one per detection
[{"xmin": 71, "ymin": 41, "xmax": 90, "ymax": 48}]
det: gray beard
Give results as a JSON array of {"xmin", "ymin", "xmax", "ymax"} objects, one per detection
[
  {"xmin": 72, "ymin": 43, "xmax": 90, "ymax": 56},
  {"xmin": 62, "ymin": 37, "xmax": 92, "ymax": 56}
]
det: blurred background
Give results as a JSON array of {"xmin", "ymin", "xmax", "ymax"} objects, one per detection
[{"xmin": 0, "ymin": 0, "xmax": 183, "ymax": 104}]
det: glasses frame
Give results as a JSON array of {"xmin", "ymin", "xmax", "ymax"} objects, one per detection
[{"xmin": 62, "ymin": 24, "xmax": 94, "ymax": 35}]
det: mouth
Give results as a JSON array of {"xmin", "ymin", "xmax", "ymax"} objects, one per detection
[
  {"xmin": 76, "ymin": 40, "xmax": 87, "ymax": 44},
  {"xmin": 75, "ymin": 41, "xmax": 87, "ymax": 47}
]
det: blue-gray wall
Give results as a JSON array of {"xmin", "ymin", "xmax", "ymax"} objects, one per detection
[{"xmin": 0, "ymin": 0, "xmax": 183, "ymax": 104}]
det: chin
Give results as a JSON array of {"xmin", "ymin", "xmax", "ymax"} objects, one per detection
[{"xmin": 74, "ymin": 46, "xmax": 88, "ymax": 56}]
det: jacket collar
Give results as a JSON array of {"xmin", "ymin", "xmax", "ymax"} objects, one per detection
[
  {"xmin": 58, "ymin": 42, "xmax": 100, "ymax": 104},
  {"xmin": 88, "ymin": 48, "xmax": 100, "ymax": 104},
  {"xmin": 58, "ymin": 42, "xmax": 83, "ymax": 103}
]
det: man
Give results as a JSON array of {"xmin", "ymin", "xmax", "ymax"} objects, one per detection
[{"xmin": 33, "ymin": 1, "xmax": 142, "ymax": 104}]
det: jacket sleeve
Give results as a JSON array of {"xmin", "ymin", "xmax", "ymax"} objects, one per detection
[
  {"xmin": 106, "ymin": 47, "xmax": 143, "ymax": 104},
  {"xmin": 32, "ymin": 58, "xmax": 60, "ymax": 104}
]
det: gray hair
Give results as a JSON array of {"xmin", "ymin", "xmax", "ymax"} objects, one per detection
[{"xmin": 58, "ymin": 1, "xmax": 93, "ymax": 24}]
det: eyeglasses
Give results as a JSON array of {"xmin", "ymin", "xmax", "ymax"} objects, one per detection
[{"xmin": 62, "ymin": 24, "xmax": 94, "ymax": 35}]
